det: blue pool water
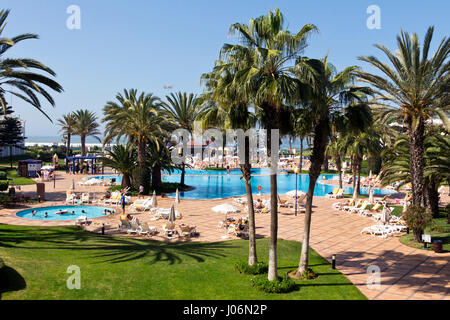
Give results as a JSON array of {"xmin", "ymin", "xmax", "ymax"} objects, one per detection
[
  {"xmin": 16, "ymin": 206, "xmax": 115, "ymax": 221},
  {"xmin": 93, "ymin": 170, "xmax": 395, "ymax": 200}
]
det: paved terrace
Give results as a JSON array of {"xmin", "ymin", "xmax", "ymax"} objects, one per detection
[{"xmin": 0, "ymin": 172, "xmax": 448, "ymax": 300}]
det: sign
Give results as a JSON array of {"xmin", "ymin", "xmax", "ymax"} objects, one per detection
[{"xmin": 422, "ymin": 234, "xmax": 431, "ymax": 243}]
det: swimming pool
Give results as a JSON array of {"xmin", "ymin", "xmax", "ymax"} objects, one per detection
[
  {"xmin": 16, "ymin": 206, "xmax": 115, "ymax": 221},
  {"xmin": 93, "ymin": 171, "xmax": 395, "ymax": 200}
]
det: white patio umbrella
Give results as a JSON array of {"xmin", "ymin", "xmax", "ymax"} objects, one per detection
[
  {"xmin": 175, "ymin": 189, "xmax": 180, "ymax": 204},
  {"xmin": 369, "ymin": 170, "xmax": 373, "ymax": 179},
  {"xmin": 368, "ymin": 186, "xmax": 374, "ymax": 204},
  {"xmin": 212, "ymin": 204, "xmax": 240, "ymax": 239},
  {"xmin": 286, "ymin": 190, "xmax": 306, "ymax": 197},
  {"xmin": 151, "ymin": 191, "xmax": 158, "ymax": 207},
  {"xmin": 169, "ymin": 204, "xmax": 176, "ymax": 223}
]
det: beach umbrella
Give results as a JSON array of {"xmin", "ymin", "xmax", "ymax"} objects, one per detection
[
  {"xmin": 151, "ymin": 191, "xmax": 157, "ymax": 207},
  {"xmin": 368, "ymin": 186, "xmax": 374, "ymax": 204},
  {"xmin": 286, "ymin": 190, "xmax": 306, "ymax": 197},
  {"xmin": 175, "ymin": 188, "xmax": 180, "ymax": 204},
  {"xmin": 169, "ymin": 204, "xmax": 176, "ymax": 223}
]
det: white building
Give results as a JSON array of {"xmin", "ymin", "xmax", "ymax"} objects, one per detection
[{"xmin": 0, "ymin": 115, "xmax": 26, "ymax": 157}]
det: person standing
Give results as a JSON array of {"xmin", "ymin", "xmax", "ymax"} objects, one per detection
[
  {"xmin": 120, "ymin": 193, "xmax": 126, "ymax": 215},
  {"xmin": 139, "ymin": 185, "xmax": 144, "ymax": 199}
]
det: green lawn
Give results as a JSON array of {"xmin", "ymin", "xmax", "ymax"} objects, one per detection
[
  {"xmin": 0, "ymin": 167, "xmax": 36, "ymax": 186},
  {"xmin": 0, "ymin": 225, "xmax": 366, "ymax": 300}
]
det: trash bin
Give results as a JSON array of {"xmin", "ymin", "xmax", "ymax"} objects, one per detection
[
  {"xmin": 36, "ymin": 183, "xmax": 45, "ymax": 201},
  {"xmin": 433, "ymin": 240, "xmax": 443, "ymax": 253}
]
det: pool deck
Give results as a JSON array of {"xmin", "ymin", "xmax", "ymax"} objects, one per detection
[{"xmin": 0, "ymin": 171, "xmax": 448, "ymax": 300}]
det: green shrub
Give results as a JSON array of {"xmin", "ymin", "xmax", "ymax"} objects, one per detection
[
  {"xmin": 298, "ymin": 268, "xmax": 318, "ymax": 280},
  {"xmin": 235, "ymin": 261, "xmax": 268, "ymax": 275},
  {"xmin": 0, "ymin": 180, "xmax": 9, "ymax": 192},
  {"xmin": 251, "ymin": 274, "xmax": 296, "ymax": 293},
  {"xmin": 403, "ymin": 205, "xmax": 433, "ymax": 242},
  {"xmin": 0, "ymin": 171, "xmax": 7, "ymax": 180}
]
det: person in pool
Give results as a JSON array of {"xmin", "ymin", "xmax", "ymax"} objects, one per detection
[
  {"xmin": 32, "ymin": 210, "xmax": 37, "ymax": 216},
  {"xmin": 44, "ymin": 212, "xmax": 48, "ymax": 218}
]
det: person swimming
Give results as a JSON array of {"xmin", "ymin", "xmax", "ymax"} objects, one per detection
[
  {"xmin": 44, "ymin": 212, "xmax": 48, "ymax": 218},
  {"xmin": 32, "ymin": 210, "xmax": 37, "ymax": 216},
  {"xmin": 81, "ymin": 210, "xmax": 86, "ymax": 214},
  {"xmin": 71, "ymin": 211, "xmax": 75, "ymax": 215}
]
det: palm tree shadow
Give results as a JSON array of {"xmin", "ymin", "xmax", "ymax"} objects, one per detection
[{"xmin": 0, "ymin": 266, "xmax": 26, "ymax": 299}]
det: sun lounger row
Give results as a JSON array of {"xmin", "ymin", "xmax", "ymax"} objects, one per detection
[{"xmin": 326, "ymin": 188, "xmax": 345, "ymax": 199}]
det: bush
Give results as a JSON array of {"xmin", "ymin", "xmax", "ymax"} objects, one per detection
[
  {"xmin": 403, "ymin": 205, "xmax": 433, "ymax": 243},
  {"xmin": 0, "ymin": 171, "xmax": 7, "ymax": 180},
  {"xmin": 251, "ymin": 274, "xmax": 296, "ymax": 293},
  {"xmin": 235, "ymin": 261, "xmax": 268, "ymax": 275},
  {"xmin": 298, "ymin": 268, "xmax": 318, "ymax": 280},
  {"xmin": 0, "ymin": 180, "xmax": 9, "ymax": 192}
]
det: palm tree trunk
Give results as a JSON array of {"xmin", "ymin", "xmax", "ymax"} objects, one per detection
[
  {"xmin": 137, "ymin": 140, "xmax": 149, "ymax": 194},
  {"xmin": 336, "ymin": 154, "xmax": 343, "ymax": 189},
  {"xmin": 66, "ymin": 133, "xmax": 71, "ymax": 158},
  {"xmin": 240, "ymin": 135, "xmax": 257, "ymax": 266},
  {"xmin": 81, "ymin": 135, "xmax": 86, "ymax": 156},
  {"xmin": 121, "ymin": 174, "xmax": 132, "ymax": 190},
  {"xmin": 357, "ymin": 157, "xmax": 362, "ymax": 195},
  {"xmin": 265, "ymin": 108, "xmax": 279, "ymax": 281},
  {"xmin": 180, "ymin": 162, "xmax": 185, "ymax": 186},
  {"xmin": 427, "ymin": 179, "xmax": 440, "ymax": 218},
  {"xmin": 151, "ymin": 164, "xmax": 162, "ymax": 190},
  {"xmin": 408, "ymin": 117, "xmax": 425, "ymax": 206},
  {"xmin": 296, "ymin": 114, "xmax": 328, "ymax": 276}
]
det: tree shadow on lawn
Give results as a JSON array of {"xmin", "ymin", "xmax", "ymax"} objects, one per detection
[
  {"xmin": 0, "ymin": 266, "xmax": 26, "ymax": 300},
  {"xmin": 0, "ymin": 225, "xmax": 238, "ymax": 266}
]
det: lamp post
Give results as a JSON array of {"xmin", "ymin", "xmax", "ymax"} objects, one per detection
[{"xmin": 294, "ymin": 166, "xmax": 300, "ymax": 216}]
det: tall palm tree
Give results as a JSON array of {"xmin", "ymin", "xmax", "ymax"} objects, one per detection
[
  {"xmin": 73, "ymin": 109, "xmax": 101, "ymax": 156},
  {"xmin": 57, "ymin": 113, "xmax": 77, "ymax": 157},
  {"xmin": 162, "ymin": 92, "xmax": 203, "ymax": 186},
  {"xmin": 99, "ymin": 144, "xmax": 136, "ymax": 190},
  {"xmin": 200, "ymin": 62, "xmax": 259, "ymax": 266},
  {"xmin": 356, "ymin": 27, "xmax": 450, "ymax": 206},
  {"xmin": 293, "ymin": 57, "xmax": 372, "ymax": 276},
  {"xmin": 221, "ymin": 8, "xmax": 317, "ymax": 281},
  {"xmin": 0, "ymin": 9, "xmax": 63, "ymax": 119},
  {"xmin": 103, "ymin": 89, "xmax": 168, "ymax": 194}
]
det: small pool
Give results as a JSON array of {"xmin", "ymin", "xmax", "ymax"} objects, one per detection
[{"xmin": 16, "ymin": 206, "xmax": 115, "ymax": 221}]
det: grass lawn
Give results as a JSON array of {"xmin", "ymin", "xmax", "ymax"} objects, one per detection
[
  {"xmin": 0, "ymin": 225, "xmax": 366, "ymax": 300},
  {"xmin": 0, "ymin": 167, "xmax": 36, "ymax": 186}
]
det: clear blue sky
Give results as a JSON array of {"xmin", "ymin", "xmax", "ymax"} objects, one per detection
[{"xmin": 2, "ymin": 0, "xmax": 449, "ymax": 137}]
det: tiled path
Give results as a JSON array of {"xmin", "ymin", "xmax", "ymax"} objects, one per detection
[{"xmin": 0, "ymin": 172, "xmax": 448, "ymax": 300}]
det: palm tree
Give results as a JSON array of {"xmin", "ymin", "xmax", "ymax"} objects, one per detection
[
  {"xmin": 99, "ymin": 144, "xmax": 136, "ymax": 190},
  {"xmin": 221, "ymin": 8, "xmax": 317, "ymax": 281},
  {"xmin": 200, "ymin": 62, "xmax": 259, "ymax": 266},
  {"xmin": 57, "ymin": 113, "xmax": 77, "ymax": 157},
  {"xmin": 0, "ymin": 9, "xmax": 63, "ymax": 119},
  {"xmin": 356, "ymin": 27, "xmax": 450, "ymax": 206},
  {"xmin": 162, "ymin": 92, "xmax": 203, "ymax": 186},
  {"xmin": 103, "ymin": 89, "xmax": 168, "ymax": 194},
  {"xmin": 73, "ymin": 109, "xmax": 101, "ymax": 156},
  {"xmin": 293, "ymin": 57, "xmax": 372, "ymax": 276}
]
